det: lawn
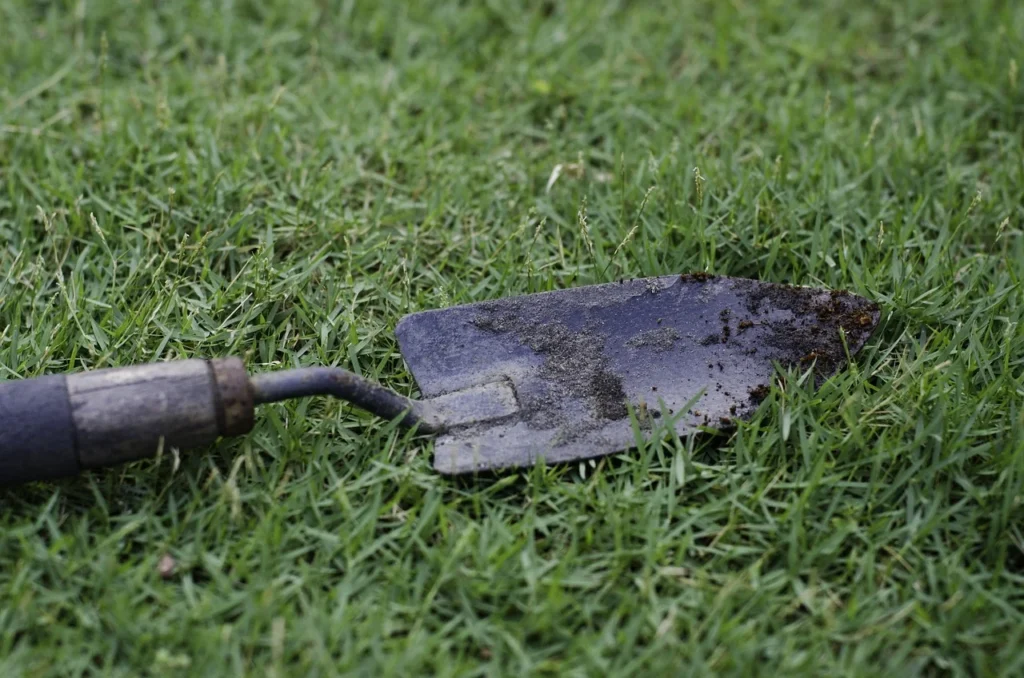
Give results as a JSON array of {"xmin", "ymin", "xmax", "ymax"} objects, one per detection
[{"xmin": 1, "ymin": 0, "xmax": 1023, "ymax": 674}]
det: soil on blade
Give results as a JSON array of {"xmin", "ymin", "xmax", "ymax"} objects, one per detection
[
  {"xmin": 627, "ymin": 327, "xmax": 681, "ymax": 351},
  {"xmin": 734, "ymin": 279, "xmax": 880, "ymax": 380},
  {"xmin": 473, "ymin": 306, "xmax": 628, "ymax": 427}
]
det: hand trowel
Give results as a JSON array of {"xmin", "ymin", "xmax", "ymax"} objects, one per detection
[{"xmin": 0, "ymin": 274, "xmax": 879, "ymax": 486}]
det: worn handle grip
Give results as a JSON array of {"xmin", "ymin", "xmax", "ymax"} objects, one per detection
[
  {"xmin": 0, "ymin": 374, "xmax": 80, "ymax": 485},
  {"xmin": 0, "ymin": 358, "xmax": 255, "ymax": 486}
]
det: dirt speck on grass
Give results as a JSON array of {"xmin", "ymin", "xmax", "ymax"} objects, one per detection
[{"xmin": 157, "ymin": 554, "xmax": 176, "ymax": 580}]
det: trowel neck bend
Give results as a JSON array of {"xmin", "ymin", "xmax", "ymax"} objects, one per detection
[{"xmin": 249, "ymin": 366, "xmax": 445, "ymax": 432}]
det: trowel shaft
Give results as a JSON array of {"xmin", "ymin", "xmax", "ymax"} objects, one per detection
[{"xmin": 0, "ymin": 358, "xmax": 436, "ymax": 487}]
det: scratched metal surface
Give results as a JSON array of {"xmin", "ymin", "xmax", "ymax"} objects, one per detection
[{"xmin": 395, "ymin": 275, "xmax": 880, "ymax": 474}]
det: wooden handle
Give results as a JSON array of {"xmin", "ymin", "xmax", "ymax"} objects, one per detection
[{"xmin": 0, "ymin": 358, "xmax": 254, "ymax": 486}]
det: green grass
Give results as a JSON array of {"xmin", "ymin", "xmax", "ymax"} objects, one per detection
[{"xmin": 1, "ymin": 0, "xmax": 1023, "ymax": 674}]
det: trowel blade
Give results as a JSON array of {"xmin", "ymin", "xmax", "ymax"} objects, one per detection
[{"xmin": 395, "ymin": 275, "xmax": 880, "ymax": 474}]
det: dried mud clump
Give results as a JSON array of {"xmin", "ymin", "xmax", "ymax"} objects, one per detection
[{"xmin": 748, "ymin": 383, "xmax": 770, "ymax": 403}]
